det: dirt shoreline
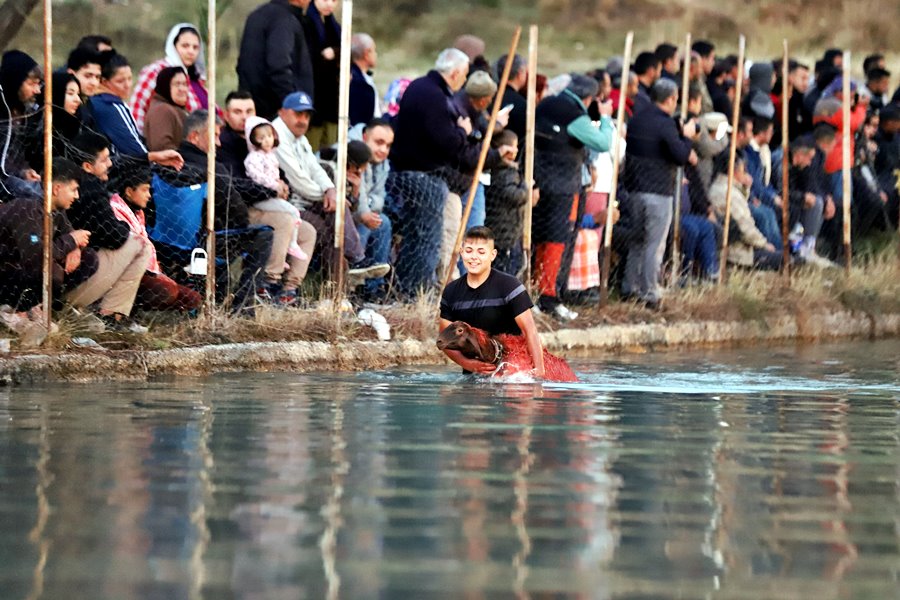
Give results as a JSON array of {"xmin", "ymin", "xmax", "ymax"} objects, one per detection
[{"xmin": 1, "ymin": 309, "xmax": 897, "ymax": 384}]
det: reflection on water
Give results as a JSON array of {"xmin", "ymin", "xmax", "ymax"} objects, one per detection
[{"xmin": 1, "ymin": 340, "xmax": 899, "ymax": 599}]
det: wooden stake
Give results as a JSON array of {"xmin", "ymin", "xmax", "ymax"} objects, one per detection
[
  {"xmin": 40, "ymin": 0, "xmax": 52, "ymax": 330},
  {"xmin": 669, "ymin": 32, "xmax": 691, "ymax": 288},
  {"xmin": 523, "ymin": 24, "xmax": 538, "ymax": 293},
  {"xmin": 204, "ymin": 0, "xmax": 217, "ymax": 313},
  {"xmin": 333, "ymin": 0, "xmax": 354, "ymax": 295},
  {"xmin": 599, "ymin": 31, "xmax": 634, "ymax": 307},
  {"xmin": 780, "ymin": 39, "xmax": 791, "ymax": 280},
  {"xmin": 842, "ymin": 50, "xmax": 852, "ymax": 274},
  {"xmin": 718, "ymin": 35, "xmax": 746, "ymax": 284},
  {"xmin": 441, "ymin": 26, "xmax": 522, "ymax": 291}
]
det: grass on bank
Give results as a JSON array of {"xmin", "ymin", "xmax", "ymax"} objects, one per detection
[{"xmin": 4, "ymin": 241, "xmax": 899, "ymax": 354}]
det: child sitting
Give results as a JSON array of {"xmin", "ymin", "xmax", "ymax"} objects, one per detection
[
  {"xmin": 244, "ymin": 115, "xmax": 309, "ymax": 268},
  {"xmin": 110, "ymin": 167, "xmax": 202, "ymax": 312},
  {"xmin": 484, "ymin": 129, "xmax": 531, "ymax": 277}
]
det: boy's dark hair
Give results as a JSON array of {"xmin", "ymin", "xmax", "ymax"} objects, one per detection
[
  {"xmin": 737, "ymin": 115, "xmax": 753, "ymax": 134},
  {"xmin": 878, "ymin": 104, "xmax": 900, "ymax": 123},
  {"xmin": 813, "ymin": 122, "xmax": 837, "ymax": 142},
  {"xmin": 633, "ymin": 51, "xmax": 660, "ymax": 76},
  {"xmin": 687, "ymin": 85, "xmax": 703, "ymax": 103},
  {"xmin": 790, "ymin": 134, "xmax": 816, "ymax": 153},
  {"xmin": 364, "ymin": 116, "xmax": 393, "ymax": 133},
  {"xmin": 49, "ymin": 157, "xmax": 82, "ymax": 183},
  {"xmin": 866, "ymin": 67, "xmax": 890, "ymax": 82},
  {"xmin": 464, "ymin": 226, "xmax": 495, "ymax": 243},
  {"xmin": 66, "ymin": 47, "xmax": 102, "ymax": 72},
  {"xmin": 224, "ymin": 90, "xmax": 253, "ymax": 106},
  {"xmin": 823, "ymin": 48, "xmax": 843, "ymax": 67},
  {"xmin": 491, "ymin": 129, "xmax": 517, "ymax": 148},
  {"xmin": 76, "ymin": 35, "xmax": 113, "ymax": 52},
  {"xmin": 347, "ymin": 140, "xmax": 372, "ymax": 167},
  {"xmin": 863, "ymin": 53, "xmax": 885, "ymax": 76},
  {"xmin": 788, "ymin": 60, "xmax": 809, "ymax": 74},
  {"xmin": 113, "ymin": 165, "xmax": 152, "ymax": 198},
  {"xmin": 692, "ymin": 40, "xmax": 715, "ymax": 58},
  {"xmin": 655, "ymin": 43, "xmax": 678, "ymax": 64},
  {"xmin": 70, "ymin": 131, "xmax": 110, "ymax": 165},
  {"xmin": 752, "ymin": 116, "xmax": 773, "ymax": 135},
  {"xmin": 98, "ymin": 50, "xmax": 129, "ymax": 81}
]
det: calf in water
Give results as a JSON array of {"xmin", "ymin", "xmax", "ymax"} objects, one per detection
[{"xmin": 436, "ymin": 321, "xmax": 578, "ymax": 382}]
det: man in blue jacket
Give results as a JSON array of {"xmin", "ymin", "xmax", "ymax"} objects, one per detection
[
  {"xmin": 623, "ymin": 78, "xmax": 698, "ymax": 309},
  {"xmin": 387, "ymin": 48, "xmax": 514, "ymax": 298}
]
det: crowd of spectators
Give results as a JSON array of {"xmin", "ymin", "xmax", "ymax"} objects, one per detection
[{"xmin": 1, "ymin": 0, "xmax": 899, "ymax": 334}]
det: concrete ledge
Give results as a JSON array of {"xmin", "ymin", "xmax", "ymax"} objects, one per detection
[{"xmin": 1, "ymin": 310, "xmax": 897, "ymax": 384}]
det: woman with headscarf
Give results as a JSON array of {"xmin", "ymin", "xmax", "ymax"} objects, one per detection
[
  {"xmin": 24, "ymin": 72, "xmax": 84, "ymax": 172},
  {"xmin": 144, "ymin": 67, "xmax": 189, "ymax": 152},
  {"xmin": 130, "ymin": 23, "xmax": 210, "ymax": 133}
]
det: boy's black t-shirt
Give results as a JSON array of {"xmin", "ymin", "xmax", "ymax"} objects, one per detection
[{"xmin": 440, "ymin": 269, "xmax": 533, "ymax": 335}]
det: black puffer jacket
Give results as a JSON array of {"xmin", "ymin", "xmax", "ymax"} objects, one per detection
[
  {"xmin": 236, "ymin": 0, "xmax": 315, "ymax": 120},
  {"xmin": 485, "ymin": 165, "xmax": 528, "ymax": 249}
]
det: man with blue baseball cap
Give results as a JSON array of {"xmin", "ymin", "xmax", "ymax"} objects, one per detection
[{"xmin": 273, "ymin": 92, "xmax": 389, "ymax": 284}]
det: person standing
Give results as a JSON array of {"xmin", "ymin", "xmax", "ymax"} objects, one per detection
[
  {"xmin": 622, "ymin": 79, "xmax": 698, "ymax": 309},
  {"xmin": 237, "ymin": 0, "xmax": 315, "ymax": 121},
  {"xmin": 303, "ymin": 0, "xmax": 342, "ymax": 150},
  {"xmin": 348, "ymin": 33, "xmax": 381, "ymax": 127}
]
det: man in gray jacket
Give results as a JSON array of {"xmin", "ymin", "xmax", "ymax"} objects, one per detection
[{"xmin": 350, "ymin": 117, "xmax": 394, "ymax": 300}]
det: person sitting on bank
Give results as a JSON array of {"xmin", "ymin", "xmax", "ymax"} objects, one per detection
[{"xmin": 439, "ymin": 226, "xmax": 544, "ymax": 378}]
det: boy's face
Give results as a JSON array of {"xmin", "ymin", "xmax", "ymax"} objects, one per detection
[
  {"xmin": 82, "ymin": 148, "xmax": 112, "ymax": 181},
  {"xmin": 506, "ymin": 138, "xmax": 519, "ymax": 161},
  {"xmin": 52, "ymin": 179, "xmax": 80, "ymax": 211},
  {"xmin": 126, "ymin": 182, "xmax": 152, "ymax": 209},
  {"xmin": 460, "ymin": 237, "xmax": 496, "ymax": 276}
]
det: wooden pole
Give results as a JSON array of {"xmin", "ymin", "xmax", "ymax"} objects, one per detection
[
  {"xmin": 669, "ymin": 32, "xmax": 691, "ymax": 288},
  {"xmin": 523, "ymin": 24, "xmax": 538, "ymax": 292},
  {"xmin": 441, "ymin": 26, "xmax": 522, "ymax": 291},
  {"xmin": 333, "ymin": 0, "xmax": 353, "ymax": 294},
  {"xmin": 780, "ymin": 39, "xmax": 791, "ymax": 280},
  {"xmin": 841, "ymin": 50, "xmax": 852, "ymax": 274},
  {"xmin": 40, "ymin": 0, "xmax": 52, "ymax": 330},
  {"xmin": 718, "ymin": 35, "xmax": 746, "ymax": 284},
  {"xmin": 204, "ymin": 0, "xmax": 217, "ymax": 313},
  {"xmin": 599, "ymin": 31, "xmax": 634, "ymax": 307}
]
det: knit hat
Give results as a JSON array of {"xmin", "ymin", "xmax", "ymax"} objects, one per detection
[
  {"xmin": 453, "ymin": 35, "xmax": 486, "ymax": 61},
  {"xmin": 821, "ymin": 76, "xmax": 858, "ymax": 99},
  {"xmin": 465, "ymin": 70, "xmax": 498, "ymax": 99}
]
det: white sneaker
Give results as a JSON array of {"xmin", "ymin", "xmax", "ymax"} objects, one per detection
[
  {"xmin": 804, "ymin": 251, "xmax": 838, "ymax": 269},
  {"xmin": 553, "ymin": 304, "xmax": 579, "ymax": 321},
  {"xmin": 347, "ymin": 263, "xmax": 391, "ymax": 287}
]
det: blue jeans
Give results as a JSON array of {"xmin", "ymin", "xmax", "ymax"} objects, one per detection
[
  {"xmin": 356, "ymin": 212, "xmax": 392, "ymax": 294},
  {"xmin": 750, "ymin": 203, "xmax": 782, "ymax": 250},
  {"xmin": 680, "ymin": 215, "xmax": 718, "ymax": 278},
  {"xmin": 458, "ymin": 183, "xmax": 486, "ymax": 274},
  {"xmin": 385, "ymin": 171, "xmax": 447, "ymax": 297}
]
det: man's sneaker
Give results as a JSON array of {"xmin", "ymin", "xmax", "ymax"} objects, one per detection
[
  {"xmin": 275, "ymin": 288, "xmax": 300, "ymax": 307},
  {"xmin": 256, "ymin": 281, "xmax": 282, "ymax": 304},
  {"xmin": 347, "ymin": 262, "xmax": 391, "ymax": 287},
  {"xmin": 100, "ymin": 313, "xmax": 149, "ymax": 334},
  {"xmin": 804, "ymin": 251, "xmax": 838, "ymax": 269},
  {"xmin": 552, "ymin": 303, "xmax": 579, "ymax": 321}
]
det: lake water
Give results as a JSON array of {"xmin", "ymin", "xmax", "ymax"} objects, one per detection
[{"xmin": 1, "ymin": 340, "xmax": 898, "ymax": 599}]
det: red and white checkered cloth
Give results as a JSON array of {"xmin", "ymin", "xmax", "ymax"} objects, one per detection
[
  {"xmin": 130, "ymin": 59, "xmax": 204, "ymax": 134},
  {"xmin": 567, "ymin": 228, "xmax": 602, "ymax": 291}
]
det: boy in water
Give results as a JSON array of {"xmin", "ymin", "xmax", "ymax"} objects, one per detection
[{"xmin": 439, "ymin": 226, "xmax": 545, "ymax": 378}]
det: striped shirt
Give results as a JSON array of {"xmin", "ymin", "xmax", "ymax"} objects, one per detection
[{"xmin": 440, "ymin": 269, "xmax": 533, "ymax": 335}]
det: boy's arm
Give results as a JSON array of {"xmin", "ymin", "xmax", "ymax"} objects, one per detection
[
  {"xmin": 514, "ymin": 309, "xmax": 545, "ymax": 378},
  {"xmin": 438, "ymin": 318, "xmax": 496, "ymax": 374}
]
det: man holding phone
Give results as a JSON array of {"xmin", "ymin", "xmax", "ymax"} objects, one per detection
[{"xmin": 451, "ymin": 71, "xmax": 517, "ymax": 246}]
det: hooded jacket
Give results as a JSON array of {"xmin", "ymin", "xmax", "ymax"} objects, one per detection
[
  {"xmin": 130, "ymin": 23, "xmax": 208, "ymax": 133},
  {"xmin": 66, "ymin": 173, "xmax": 132, "ymax": 250},
  {"xmin": 743, "ymin": 62, "xmax": 775, "ymax": 119},
  {"xmin": 0, "ymin": 50, "xmax": 39, "ymax": 186},
  {"xmin": 243, "ymin": 115, "xmax": 282, "ymax": 192},
  {"xmin": 237, "ymin": 0, "xmax": 315, "ymax": 120}
]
